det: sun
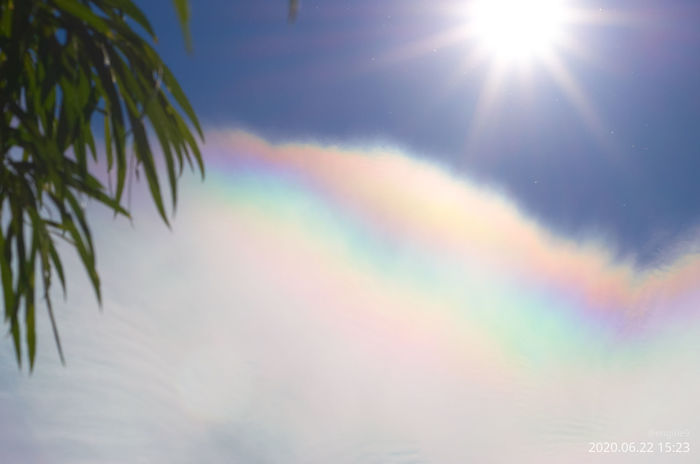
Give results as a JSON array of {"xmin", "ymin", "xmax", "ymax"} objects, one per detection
[
  {"xmin": 468, "ymin": 0, "xmax": 569, "ymax": 63},
  {"xmin": 452, "ymin": 0, "xmax": 610, "ymax": 139},
  {"xmin": 364, "ymin": 0, "xmax": 616, "ymax": 139}
]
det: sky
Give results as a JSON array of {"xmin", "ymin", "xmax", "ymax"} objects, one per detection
[
  {"xmin": 143, "ymin": 0, "xmax": 700, "ymax": 264},
  {"xmin": 2, "ymin": 0, "xmax": 700, "ymax": 463}
]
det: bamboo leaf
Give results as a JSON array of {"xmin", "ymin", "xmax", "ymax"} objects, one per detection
[
  {"xmin": 0, "ymin": 225, "xmax": 15, "ymax": 323},
  {"xmin": 10, "ymin": 313, "xmax": 22, "ymax": 368},
  {"xmin": 99, "ymin": 0, "xmax": 155, "ymax": 38},
  {"xmin": 1, "ymin": 0, "xmax": 202, "ymax": 370},
  {"xmin": 50, "ymin": 0, "xmax": 111, "ymax": 36},
  {"xmin": 160, "ymin": 64, "xmax": 202, "ymax": 138},
  {"xmin": 104, "ymin": 112, "xmax": 113, "ymax": 170},
  {"xmin": 47, "ymin": 239, "xmax": 66, "ymax": 297},
  {"xmin": 171, "ymin": 0, "xmax": 192, "ymax": 52},
  {"xmin": 128, "ymin": 113, "xmax": 169, "ymax": 225},
  {"xmin": 26, "ymin": 235, "xmax": 37, "ymax": 370}
]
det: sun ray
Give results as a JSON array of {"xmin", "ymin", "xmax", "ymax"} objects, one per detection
[
  {"xmin": 311, "ymin": 0, "xmax": 625, "ymax": 150},
  {"xmin": 467, "ymin": 63, "xmax": 508, "ymax": 140},
  {"xmin": 539, "ymin": 50, "xmax": 606, "ymax": 140},
  {"xmin": 374, "ymin": 26, "xmax": 473, "ymax": 66},
  {"xmin": 443, "ymin": 0, "xmax": 630, "ymax": 147}
]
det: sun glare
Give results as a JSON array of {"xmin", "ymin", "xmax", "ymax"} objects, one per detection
[
  {"xmin": 469, "ymin": 0, "xmax": 568, "ymax": 63},
  {"xmin": 374, "ymin": 0, "xmax": 614, "ymax": 139}
]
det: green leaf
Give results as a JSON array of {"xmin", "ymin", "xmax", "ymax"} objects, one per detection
[
  {"xmin": 1, "ymin": 0, "xmax": 203, "ymax": 370},
  {"xmin": 128, "ymin": 113, "xmax": 170, "ymax": 225},
  {"xmin": 144, "ymin": 97, "xmax": 178, "ymax": 207},
  {"xmin": 25, "ymin": 236, "xmax": 37, "ymax": 370},
  {"xmin": 99, "ymin": 0, "xmax": 155, "ymax": 38},
  {"xmin": 171, "ymin": 0, "xmax": 192, "ymax": 52},
  {"xmin": 0, "ymin": 225, "xmax": 16, "ymax": 323},
  {"xmin": 49, "ymin": 0, "xmax": 111, "ymax": 36},
  {"xmin": 46, "ymin": 297, "xmax": 65, "ymax": 365},
  {"xmin": 104, "ymin": 112, "xmax": 113, "ymax": 170},
  {"xmin": 10, "ymin": 312, "xmax": 22, "ymax": 368},
  {"xmin": 161, "ymin": 64, "xmax": 202, "ymax": 138},
  {"xmin": 63, "ymin": 215, "xmax": 101, "ymax": 305},
  {"xmin": 47, "ymin": 238, "xmax": 66, "ymax": 296}
]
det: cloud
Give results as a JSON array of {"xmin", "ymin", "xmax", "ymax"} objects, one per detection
[
  {"xmin": 1, "ymin": 130, "xmax": 698, "ymax": 463},
  {"xmin": 206, "ymin": 130, "xmax": 700, "ymax": 332}
]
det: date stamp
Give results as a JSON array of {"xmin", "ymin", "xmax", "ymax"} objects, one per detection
[{"xmin": 588, "ymin": 441, "xmax": 690, "ymax": 454}]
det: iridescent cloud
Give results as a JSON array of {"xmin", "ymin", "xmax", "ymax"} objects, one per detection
[
  {"xmin": 1, "ymin": 130, "xmax": 699, "ymax": 463},
  {"xmin": 205, "ymin": 130, "xmax": 700, "ymax": 340}
]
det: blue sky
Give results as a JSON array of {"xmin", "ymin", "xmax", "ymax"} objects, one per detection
[{"xmin": 141, "ymin": 0, "xmax": 700, "ymax": 264}]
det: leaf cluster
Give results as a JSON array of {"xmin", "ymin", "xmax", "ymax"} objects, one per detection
[{"xmin": 0, "ymin": 0, "xmax": 203, "ymax": 369}]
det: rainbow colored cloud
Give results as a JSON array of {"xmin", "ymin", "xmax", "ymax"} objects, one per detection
[
  {"xmin": 204, "ymin": 130, "xmax": 700, "ymax": 345},
  {"xmin": 3, "ymin": 130, "xmax": 699, "ymax": 463}
]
